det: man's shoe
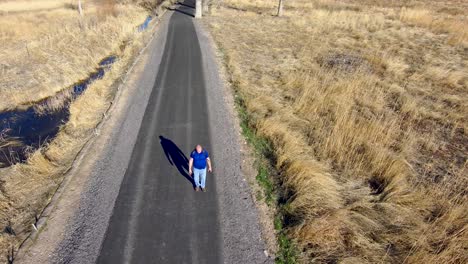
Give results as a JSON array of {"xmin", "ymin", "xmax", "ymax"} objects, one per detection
[
  {"xmin": 202, "ymin": 187, "xmax": 207, "ymax": 192},
  {"xmin": 195, "ymin": 187, "xmax": 200, "ymax": 192}
]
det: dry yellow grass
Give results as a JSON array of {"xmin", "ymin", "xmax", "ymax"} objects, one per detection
[
  {"xmin": 0, "ymin": 0, "xmax": 66, "ymax": 12},
  {"xmin": 0, "ymin": 0, "xmax": 173, "ymax": 260},
  {"xmin": 0, "ymin": 0, "xmax": 147, "ymax": 111},
  {"xmin": 207, "ymin": 0, "xmax": 467, "ymax": 262}
]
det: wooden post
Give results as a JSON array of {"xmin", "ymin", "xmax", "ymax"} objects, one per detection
[
  {"xmin": 195, "ymin": 0, "xmax": 202, "ymax": 18},
  {"xmin": 78, "ymin": 0, "xmax": 83, "ymax": 16},
  {"xmin": 277, "ymin": 0, "xmax": 284, "ymax": 17}
]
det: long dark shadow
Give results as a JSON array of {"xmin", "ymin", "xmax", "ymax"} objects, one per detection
[{"xmin": 159, "ymin": 135, "xmax": 194, "ymax": 187}]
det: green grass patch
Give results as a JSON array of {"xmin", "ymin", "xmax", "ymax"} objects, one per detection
[
  {"xmin": 276, "ymin": 232, "xmax": 298, "ymax": 264},
  {"xmin": 233, "ymin": 92, "xmax": 298, "ymax": 263},
  {"xmin": 274, "ymin": 214, "xmax": 298, "ymax": 264},
  {"xmin": 256, "ymin": 165, "xmax": 274, "ymax": 204},
  {"xmin": 234, "ymin": 94, "xmax": 275, "ymax": 204}
]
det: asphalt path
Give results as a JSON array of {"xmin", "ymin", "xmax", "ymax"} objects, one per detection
[{"xmin": 97, "ymin": 1, "xmax": 222, "ymax": 263}]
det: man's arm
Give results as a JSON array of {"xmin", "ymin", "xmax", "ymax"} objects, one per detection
[
  {"xmin": 189, "ymin": 158, "xmax": 193, "ymax": 175},
  {"xmin": 207, "ymin": 157, "xmax": 212, "ymax": 173}
]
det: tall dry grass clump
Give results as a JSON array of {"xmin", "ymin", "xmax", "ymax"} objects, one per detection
[
  {"xmin": 400, "ymin": 7, "xmax": 468, "ymax": 46},
  {"xmin": 207, "ymin": 0, "xmax": 467, "ymax": 262},
  {"xmin": 97, "ymin": 0, "xmax": 118, "ymax": 18}
]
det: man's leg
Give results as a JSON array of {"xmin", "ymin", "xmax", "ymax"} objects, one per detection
[
  {"xmin": 193, "ymin": 168, "xmax": 200, "ymax": 188},
  {"xmin": 200, "ymin": 168, "xmax": 207, "ymax": 189}
]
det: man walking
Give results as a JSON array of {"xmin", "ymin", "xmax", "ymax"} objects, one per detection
[{"xmin": 189, "ymin": 144, "xmax": 212, "ymax": 192}]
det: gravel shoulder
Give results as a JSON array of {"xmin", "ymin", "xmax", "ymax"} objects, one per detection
[{"xmin": 16, "ymin": 9, "xmax": 271, "ymax": 264}]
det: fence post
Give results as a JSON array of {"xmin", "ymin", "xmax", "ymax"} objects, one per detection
[
  {"xmin": 78, "ymin": 0, "xmax": 83, "ymax": 16},
  {"xmin": 277, "ymin": 0, "xmax": 284, "ymax": 17}
]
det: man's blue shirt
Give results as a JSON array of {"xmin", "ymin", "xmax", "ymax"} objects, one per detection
[{"xmin": 191, "ymin": 149, "xmax": 209, "ymax": 169}]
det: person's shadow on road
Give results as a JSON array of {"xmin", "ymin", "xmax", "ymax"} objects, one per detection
[{"xmin": 159, "ymin": 135, "xmax": 194, "ymax": 187}]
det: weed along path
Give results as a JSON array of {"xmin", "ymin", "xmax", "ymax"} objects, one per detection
[{"xmin": 17, "ymin": 1, "xmax": 269, "ymax": 263}]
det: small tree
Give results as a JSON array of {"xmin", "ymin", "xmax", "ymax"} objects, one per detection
[{"xmin": 277, "ymin": 0, "xmax": 284, "ymax": 16}]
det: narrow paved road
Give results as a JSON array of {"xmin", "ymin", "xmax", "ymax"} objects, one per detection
[{"xmin": 97, "ymin": 2, "xmax": 222, "ymax": 263}]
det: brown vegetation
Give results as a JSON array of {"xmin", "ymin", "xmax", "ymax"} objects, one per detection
[
  {"xmin": 206, "ymin": 0, "xmax": 467, "ymax": 263},
  {"xmin": 0, "ymin": 0, "xmax": 173, "ymax": 261},
  {"xmin": 0, "ymin": 0, "xmax": 147, "ymax": 112}
]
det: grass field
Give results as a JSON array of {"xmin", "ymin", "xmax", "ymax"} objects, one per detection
[
  {"xmin": 206, "ymin": 0, "xmax": 467, "ymax": 263},
  {"xmin": 0, "ymin": 0, "xmax": 172, "ymax": 260},
  {"xmin": 0, "ymin": 0, "xmax": 148, "ymax": 111},
  {"xmin": 0, "ymin": 0, "xmax": 66, "ymax": 12}
]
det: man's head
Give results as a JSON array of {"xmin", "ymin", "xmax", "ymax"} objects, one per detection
[{"xmin": 195, "ymin": 144, "xmax": 202, "ymax": 153}]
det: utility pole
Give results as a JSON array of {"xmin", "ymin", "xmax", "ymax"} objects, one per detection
[{"xmin": 195, "ymin": 0, "xmax": 202, "ymax": 18}]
